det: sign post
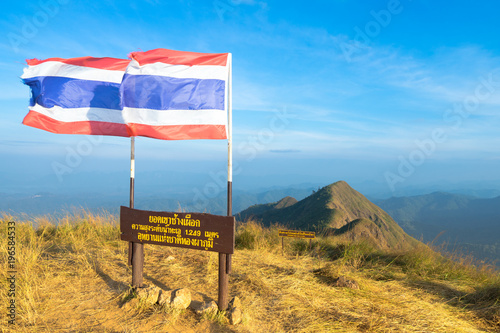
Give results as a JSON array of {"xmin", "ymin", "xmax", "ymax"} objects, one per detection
[
  {"xmin": 121, "ymin": 207, "xmax": 235, "ymax": 309},
  {"xmin": 278, "ymin": 229, "xmax": 316, "ymax": 255}
]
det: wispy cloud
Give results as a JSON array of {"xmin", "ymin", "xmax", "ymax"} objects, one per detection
[{"xmin": 269, "ymin": 149, "xmax": 301, "ymax": 153}]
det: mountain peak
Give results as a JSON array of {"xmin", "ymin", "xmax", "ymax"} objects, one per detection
[
  {"xmin": 274, "ymin": 196, "xmax": 298, "ymax": 209},
  {"xmin": 236, "ymin": 180, "xmax": 419, "ymax": 250},
  {"xmin": 326, "ymin": 180, "xmax": 350, "ymax": 188}
]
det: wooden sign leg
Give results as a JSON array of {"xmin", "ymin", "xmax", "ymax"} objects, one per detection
[
  {"xmin": 128, "ymin": 242, "xmax": 133, "ymax": 266},
  {"xmin": 218, "ymin": 253, "xmax": 229, "ymax": 310},
  {"xmin": 132, "ymin": 242, "xmax": 144, "ymax": 288}
]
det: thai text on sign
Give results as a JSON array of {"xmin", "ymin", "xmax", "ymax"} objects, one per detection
[{"xmin": 120, "ymin": 206, "xmax": 235, "ymax": 254}]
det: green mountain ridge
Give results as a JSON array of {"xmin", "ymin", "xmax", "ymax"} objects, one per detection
[
  {"xmin": 376, "ymin": 192, "xmax": 500, "ymax": 264},
  {"xmin": 375, "ymin": 192, "xmax": 500, "ymax": 242},
  {"xmin": 236, "ymin": 181, "xmax": 420, "ymax": 251}
]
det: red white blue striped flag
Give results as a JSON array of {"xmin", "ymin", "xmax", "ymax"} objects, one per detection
[
  {"xmin": 21, "ymin": 49, "xmax": 231, "ymax": 140},
  {"xmin": 21, "ymin": 56, "xmax": 129, "ymax": 136},
  {"xmin": 122, "ymin": 49, "xmax": 230, "ymax": 140}
]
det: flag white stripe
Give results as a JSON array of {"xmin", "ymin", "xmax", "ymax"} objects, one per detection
[
  {"xmin": 31, "ymin": 104, "xmax": 125, "ymax": 123},
  {"xmin": 21, "ymin": 61, "xmax": 125, "ymax": 83},
  {"xmin": 125, "ymin": 60, "xmax": 228, "ymax": 81},
  {"xmin": 122, "ymin": 107, "xmax": 227, "ymax": 125},
  {"xmin": 30, "ymin": 104, "xmax": 226, "ymax": 126}
]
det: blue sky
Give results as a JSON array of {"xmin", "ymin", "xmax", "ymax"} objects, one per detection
[{"xmin": 1, "ymin": 0, "xmax": 500, "ymax": 198}]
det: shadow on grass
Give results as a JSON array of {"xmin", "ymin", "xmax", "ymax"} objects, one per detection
[
  {"xmin": 405, "ymin": 278, "xmax": 499, "ymax": 330},
  {"xmin": 205, "ymin": 322, "xmax": 237, "ymax": 333},
  {"xmin": 313, "ymin": 272, "xmax": 339, "ymax": 286},
  {"xmin": 406, "ymin": 279, "xmax": 465, "ymax": 301},
  {"xmin": 92, "ymin": 260, "xmax": 129, "ymax": 293},
  {"xmin": 143, "ymin": 273, "xmax": 172, "ymax": 291}
]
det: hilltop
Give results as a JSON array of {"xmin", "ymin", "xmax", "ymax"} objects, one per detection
[
  {"xmin": 0, "ymin": 213, "xmax": 498, "ymax": 332},
  {"xmin": 236, "ymin": 181, "xmax": 420, "ymax": 251}
]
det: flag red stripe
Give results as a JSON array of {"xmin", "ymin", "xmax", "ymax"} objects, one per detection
[
  {"xmin": 22, "ymin": 110, "xmax": 130, "ymax": 136},
  {"xmin": 127, "ymin": 123, "xmax": 227, "ymax": 140},
  {"xmin": 26, "ymin": 57, "xmax": 129, "ymax": 70},
  {"xmin": 22, "ymin": 110, "xmax": 227, "ymax": 140},
  {"xmin": 129, "ymin": 48, "xmax": 228, "ymax": 67}
]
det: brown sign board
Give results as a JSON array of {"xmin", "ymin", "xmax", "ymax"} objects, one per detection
[
  {"xmin": 278, "ymin": 229, "xmax": 315, "ymax": 239},
  {"xmin": 120, "ymin": 206, "xmax": 235, "ymax": 254}
]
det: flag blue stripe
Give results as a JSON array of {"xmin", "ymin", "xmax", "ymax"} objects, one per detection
[
  {"xmin": 22, "ymin": 74, "xmax": 226, "ymax": 112},
  {"xmin": 22, "ymin": 76, "xmax": 121, "ymax": 110},
  {"xmin": 120, "ymin": 74, "xmax": 225, "ymax": 110}
]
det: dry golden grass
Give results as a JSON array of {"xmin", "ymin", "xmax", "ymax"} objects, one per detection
[{"xmin": 0, "ymin": 215, "xmax": 498, "ymax": 332}]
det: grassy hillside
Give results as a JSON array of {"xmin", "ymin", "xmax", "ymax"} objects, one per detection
[{"xmin": 0, "ymin": 213, "xmax": 499, "ymax": 332}]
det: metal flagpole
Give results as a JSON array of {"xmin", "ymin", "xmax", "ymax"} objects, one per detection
[
  {"xmin": 218, "ymin": 53, "xmax": 232, "ymax": 311},
  {"xmin": 226, "ymin": 52, "xmax": 233, "ymax": 276},
  {"xmin": 129, "ymin": 136, "xmax": 144, "ymax": 287},
  {"xmin": 128, "ymin": 137, "xmax": 134, "ymax": 266}
]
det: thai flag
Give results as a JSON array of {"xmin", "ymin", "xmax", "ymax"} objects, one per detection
[
  {"xmin": 21, "ymin": 57, "xmax": 130, "ymax": 136},
  {"xmin": 21, "ymin": 49, "xmax": 231, "ymax": 140},
  {"xmin": 121, "ymin": 49, "xmax": 230, "ymax": 140}
]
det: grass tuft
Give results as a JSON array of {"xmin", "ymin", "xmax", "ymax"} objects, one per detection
[{"xmin": 235, "ymin": 220, "xmax": 280, "ymax": 251}]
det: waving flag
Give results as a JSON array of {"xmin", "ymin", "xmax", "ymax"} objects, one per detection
[
  {"xmin": 21, "ymin": 57, "xmax": 130, "ymax": 136},
  {"xmin": 121, "ymin": 49, "xmax": 230, "ymax": 140},
  {"xmin": 21, "ymin": 48, "xmax": 231, "ymax": 140}
]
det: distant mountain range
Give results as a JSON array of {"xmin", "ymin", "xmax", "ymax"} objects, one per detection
[
  {"xmin": 0, "ymin": 186, "xmax": 317, "ymax": 218},
  {"xmin": 2, "ymin": 178, "xmax": 498, "ymax": 265},
  {"xmin": 236, "ymin": 181, "xmax": 420, "ymax": 251},
  {"xmin": 235, "ymin": 182, "xmax": 499, "ymax": 265},
  {"xmin": 375, "ymin": 192, "xmax": 500, "ymax": 264}
]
